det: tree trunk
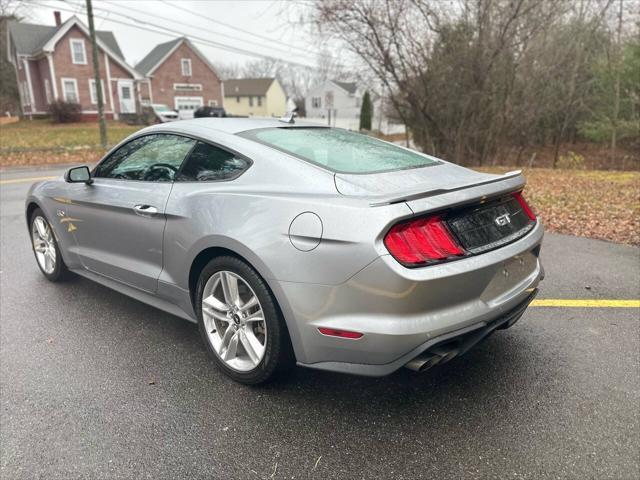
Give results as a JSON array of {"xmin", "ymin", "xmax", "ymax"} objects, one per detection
[{"xmin": 610, "ymin": 0, "xmax": 623, "ymax": 167}]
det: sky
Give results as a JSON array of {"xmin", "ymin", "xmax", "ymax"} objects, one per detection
[{"xmin": 20, "ymin": 0, "xmax": 330, "ymax": 70}]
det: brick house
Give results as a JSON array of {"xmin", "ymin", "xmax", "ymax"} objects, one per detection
[
  {"xmin": 7, "ymin": 12, "xmax": 142, "ymax": 120},
  {"xmin": 136, "ymin": 37, "xmax": 223, "ymax": 119}
]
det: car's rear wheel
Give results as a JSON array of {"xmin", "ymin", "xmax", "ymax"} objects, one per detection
[
  {"xmin": 30, "ymin": 208, "xmax": 71, "ymax": 282},
  {"xmin": 195, "ymin": 256, "xmax": 293, "ymax": 384}
]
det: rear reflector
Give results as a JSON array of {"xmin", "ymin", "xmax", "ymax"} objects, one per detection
[
  {"xmin": 384, "ymin": 215, "xmax": 464, "ymax": 266},
  {"xmin": 318, "ymin": 328, "xmax": 363, "ymax": 339},
  {"xmin": 512, "ymin": 191, "xmax": 536, "ymax": 221}
]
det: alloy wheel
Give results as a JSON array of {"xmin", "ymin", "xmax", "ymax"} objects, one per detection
[
  {"xmin": 32, "ymin": 216, "xmax": 56, "ymax": 274},
  {"xmin": 201, "ymin": 271, "xmax": 267, "ymax": 372}
]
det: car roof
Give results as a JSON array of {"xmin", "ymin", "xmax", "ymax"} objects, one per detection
[{"xmin": 152, "ymin": 117, "xmax": 329, "ymax": 135}]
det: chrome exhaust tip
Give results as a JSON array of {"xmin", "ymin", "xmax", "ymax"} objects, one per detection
[
  {"xmin": 404, "ymin": 353, "xmax": 442, "ymax": 372},
  {"xmin": 405, "ymin": 345, "xmax": 460, "ymax": 372}
]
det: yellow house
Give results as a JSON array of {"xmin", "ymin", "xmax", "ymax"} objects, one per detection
[{"xmin": 223, "ymin": 78, "xmax": 287, "ymax": 117}]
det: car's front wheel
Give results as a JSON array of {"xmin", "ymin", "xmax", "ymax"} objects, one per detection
[
  {"xmin": 195, "ymin": 256, "xmax": 294, "ymax": 384},
  {"xmin": 30, "ymin": 208, "xmax": 72, "ymax": 282}
]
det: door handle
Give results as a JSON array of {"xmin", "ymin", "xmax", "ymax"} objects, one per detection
[{"xmin": 133, "ymin": 204, "xmax": 158, "ymax": 216}]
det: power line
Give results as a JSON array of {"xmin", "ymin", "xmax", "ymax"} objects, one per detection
[
  {"xmin": 158, "ymin": 0, "xmax": 326, "ymax": 60},
  {"xmin": 66, "ymin": 0, "xmax": 321, "ymax": 63},
  {"xmin": 35, "ymin": 1, "xmax": 323, "ymax": 70}
]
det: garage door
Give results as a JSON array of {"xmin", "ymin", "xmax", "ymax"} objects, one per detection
[{"xmin": 175, "ymin": 96, "xmax": 203, "ymax": 119}]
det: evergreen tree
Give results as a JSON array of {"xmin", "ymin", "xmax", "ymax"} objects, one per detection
[{"xmin": 359, "ymin": 90, "xmax": 373, "ymax": 130}]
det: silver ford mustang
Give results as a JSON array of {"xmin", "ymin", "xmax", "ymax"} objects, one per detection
[{"xmin": 26, "ymin": 118, "xmax": 544, "ymax": 384}]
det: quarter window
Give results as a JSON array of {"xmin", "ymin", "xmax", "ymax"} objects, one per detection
[
  {"xmin": 181, "ymin": 58, "xmax": 192, "ymax": 76},
  {"xmin": 176, "ymin": 141, "xmax": 249, "ymax": 182},
  {"xmin": 70, "ymin": 39, "xmax": 87, "ymax": 64},
  {"xmin": 95, "ymin": 134, "xmax": 196, "ymax": 182}
]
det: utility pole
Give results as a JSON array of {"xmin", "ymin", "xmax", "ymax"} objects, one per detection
[{"xmin": 86, "ymin": 0, "xmax": 107, "ymax": 148}]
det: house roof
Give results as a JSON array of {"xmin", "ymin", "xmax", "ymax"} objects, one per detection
[
  {"xmin": 8, "ymin": 21, "xmax": 124, "ymax": 59},
  {"xmin": 135, "ymin": 37, "xmax": 220, "ymax": 80},
  {"xmin": 135, "ymin": 38, "xmax": 182, "ymax": 76},
  {"xmin": 223, "ymin": 78, "xmax": 275, "ymax": 96},
  {"xmin": 332, "ymin": 80, "xmax": 357, "ymax": 95}
]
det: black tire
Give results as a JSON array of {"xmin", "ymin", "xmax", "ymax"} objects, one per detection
[
  {"xmin": 29, "ymin": 208, "xmax": 73, "ymax": 282},
  {"xmin": 195, "ymin": 255, "xmax": 294, "ymax": 385}
]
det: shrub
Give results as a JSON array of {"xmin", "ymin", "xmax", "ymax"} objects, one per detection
[
  {"xmin": 48, "ymin": 100, "xmax": 81, "ymax": 123},
  {"xmin": 557, "ymin": 151, "xmax": 586, "ymax": 170}
]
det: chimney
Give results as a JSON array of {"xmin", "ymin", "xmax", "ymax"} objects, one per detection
[{"xmin": 54, "ymin": 11, "xmax": 61, "ymax": 26}]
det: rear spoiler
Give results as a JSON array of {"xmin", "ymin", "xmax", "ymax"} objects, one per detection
[{"xmin": 368, "ymin": 170, "xmax": 524, "ymax": 207}]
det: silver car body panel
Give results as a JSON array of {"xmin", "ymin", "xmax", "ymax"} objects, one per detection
[{"xmin": 26, "ymin": 118, "xmax": 544, "ymax": 375}]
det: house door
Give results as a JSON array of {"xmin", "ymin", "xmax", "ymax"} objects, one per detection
[{"xmin": 117, "ymin": 80, "xmax": 135, "ymax": 113}]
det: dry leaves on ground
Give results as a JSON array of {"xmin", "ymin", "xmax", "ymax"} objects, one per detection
[
  {"xmin": 0, "ymin": 149, "xmax": 106, "ymax": 167},
  {"xmin": 480, "ymin": 168, "xmax": 640, "ymax": 245}
]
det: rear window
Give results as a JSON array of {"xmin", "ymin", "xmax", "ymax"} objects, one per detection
[{"xmin": 239, "ymin": 127, "xmax": 439, "ymax": 174}]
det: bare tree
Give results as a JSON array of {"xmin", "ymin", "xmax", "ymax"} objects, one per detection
[{"xmin": 308, "ymin": 0, "xmax": 634, "ymax": 167}]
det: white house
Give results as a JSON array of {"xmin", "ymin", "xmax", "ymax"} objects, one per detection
[
  {"xmin": 304, "ymin": 79, "xmax": 361, "ymax": 127},
  {"xmin": 304, "ymin": 79, "xmax": 405, "ymax": 135}
]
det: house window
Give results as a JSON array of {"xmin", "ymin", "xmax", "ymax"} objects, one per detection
[
  {"xmin": 89, "ymin": 79, "xmax": 105, "ymax": 104},
  {"xmin": 236, "ymin": 96, "xmax": 240, "ymax": 103},
  {"xmin": 208, "ymin": 100, "xmax": 218, "ymax": 107},
  {"xmin": 312, "ymin": 97, "xmax": 321, "ymax": 108},
  {"xmin": 249, "ymin": 96, "xmax": 253, "ymax": 107},
  {"xmin": 70, "ymin": 39, "xmax": 87, "ymax": 65},
  {"xmin": 181, "ymin": 58, "xmax": 192, "ymax": 76},
  {"xmin": 61, "ymin": 78, "xmax": 79, "ymax": 103},
  {"xmin": 44, "ymin": 79, "xmax": 52, "ymax": 104},
  {"xmin": 257, "ymin": 96, "xmax": 262, "ymax": 107}
]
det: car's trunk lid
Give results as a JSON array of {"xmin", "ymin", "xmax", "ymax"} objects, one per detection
[
  {"xmin": 335, "ymin": 163, "xmax": 533, "ymax": 257},
  {"xmin": 334, "ymin": 162, "xmax": 523, "ymax": 206}
]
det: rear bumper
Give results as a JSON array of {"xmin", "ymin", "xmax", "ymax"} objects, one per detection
[{"xmin": 283, "ymin": 221, "xmax": 544, "ymax": 375}]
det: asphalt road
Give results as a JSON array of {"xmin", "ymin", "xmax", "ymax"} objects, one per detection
[{"xmin": 1, "ymin": 167, "xmax": 639, "ymax": 480}]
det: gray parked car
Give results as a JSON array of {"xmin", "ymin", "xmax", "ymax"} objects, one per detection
[{"xmin": 26, "ymin": 118, "xmax": 544, "ymax": 384}]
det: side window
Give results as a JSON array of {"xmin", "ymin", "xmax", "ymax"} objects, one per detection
[
  {"xmin": 95, "ymin": 134, "xmax": 196, "ymax": 182},
  {"xmin": 176, "ymin": 141, "xmax": 249, "ymax": 182}
]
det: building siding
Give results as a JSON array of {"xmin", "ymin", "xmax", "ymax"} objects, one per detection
[
  {"xmin": 51, "ymin": 24, "xmax": 134, "ymax": 115},
  {"xmin": 305, "ymin": 81, "xmax": 361, "ymax": 120},
  {"xmin": 142, "ymin": 41, "xmax": 222, "ymax": 112},
  {"xmin": 224, "ymin": 80, "xmax": 287, "ymax": 117},
  {"xmin": 35, "ymin": 57, "xmax": 52, "ymax": 111}
]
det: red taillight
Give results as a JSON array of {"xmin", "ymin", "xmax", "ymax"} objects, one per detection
[
  {"xmin": 384, "ymin": 215, "xmax": 464, "ymax": 266},
  {"xmin": 512, "ymin": 191, "xmax": 536, "ymax": 221},
  {"xmin": 318, "ymin": 328, "xmax": 363, "ymax": 339}
]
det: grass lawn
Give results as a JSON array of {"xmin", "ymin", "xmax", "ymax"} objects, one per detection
[
  {"xmin": 479, "ymin": 167, "xmax": 640, "ymax": 246},
  {"xmin": 0, "ymin": 119, "xmax": 141, "ymax": 150}
]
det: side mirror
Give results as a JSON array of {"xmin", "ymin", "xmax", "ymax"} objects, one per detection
[{"xmin": 64, "ymin": 166, "xmax": 93, "ymax": 184}]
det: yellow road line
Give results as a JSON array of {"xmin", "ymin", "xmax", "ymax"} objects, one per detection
[
  {"xmin": 531, "ymin": 299, "xmax": 640, "ymax": 308},
  {"xmin": 0, "ymin": 176, "xmax": 56, "ymax": 185}
]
